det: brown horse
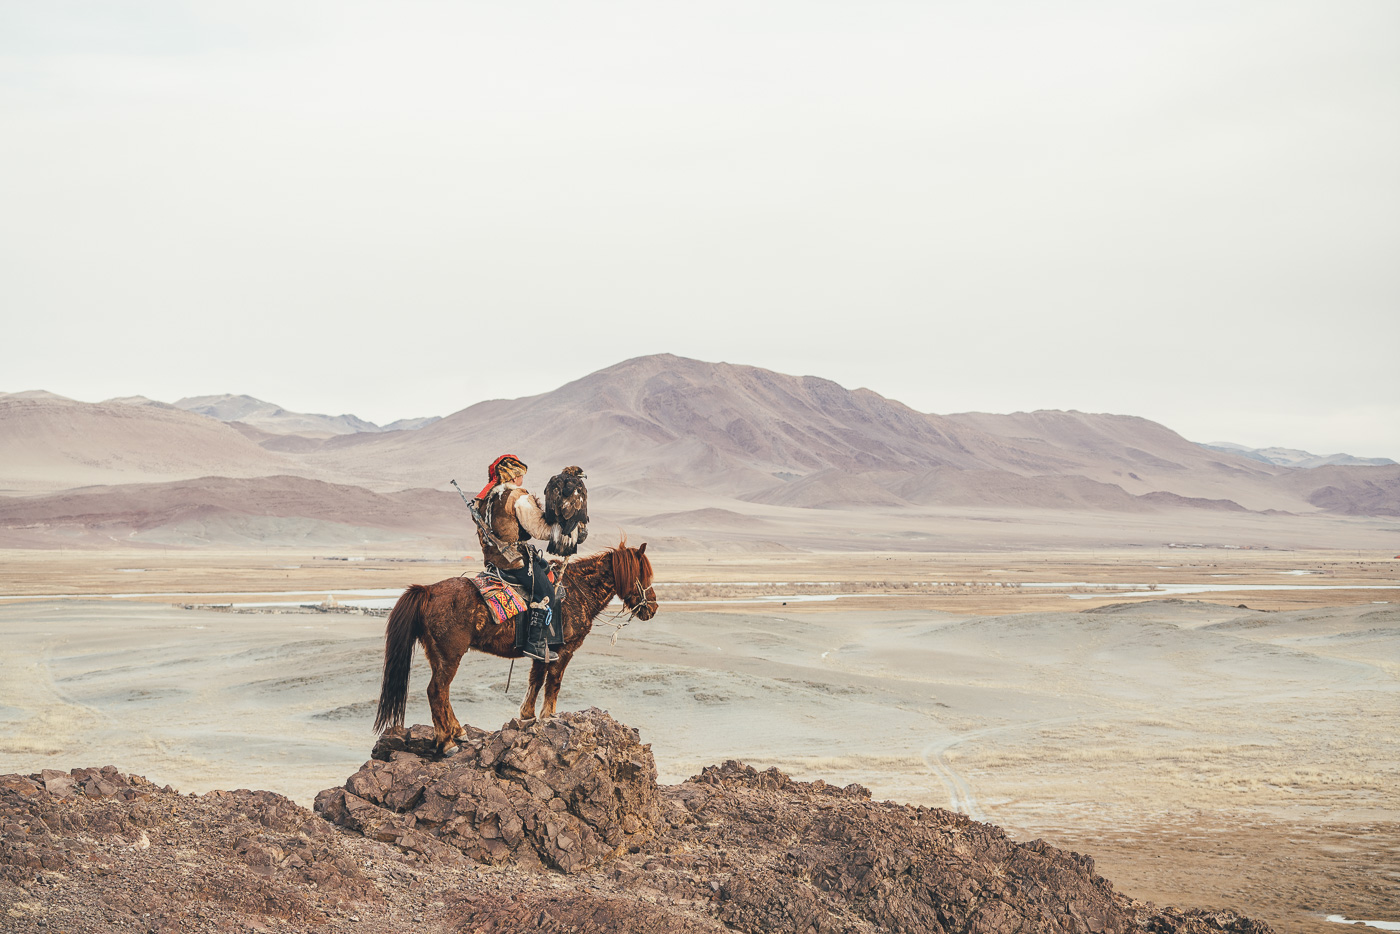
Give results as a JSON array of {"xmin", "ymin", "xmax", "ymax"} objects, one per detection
[{"xmin": 373, "ymin": 541, "xmax": 657, "ymax": 753}]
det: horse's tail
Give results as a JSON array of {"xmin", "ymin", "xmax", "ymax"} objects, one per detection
[{"xmin": 374, "ymin": 584, "xmax": 430, "ymax": 733}]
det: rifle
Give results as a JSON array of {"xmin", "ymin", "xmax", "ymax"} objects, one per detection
[{"xmin": 449, "ymin": 479, "xmax": 518, "ymax": 560}]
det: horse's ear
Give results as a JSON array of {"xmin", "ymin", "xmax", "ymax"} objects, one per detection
[{"xmin": 637, "ymin": 542, "xmax": 647, "ymax": 555}]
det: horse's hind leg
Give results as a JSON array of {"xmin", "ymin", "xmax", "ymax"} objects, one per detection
[
  {"xmin": 518, "ymin": 659, "xmax": 546, "ymax": 721},
  {"xmin": 423, "ymin": 641, "xmax": 466, "ymax": 753}
]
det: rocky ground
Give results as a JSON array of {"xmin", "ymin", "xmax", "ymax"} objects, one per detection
[{"xmin": 1, "ymin": 710, "xmax": 1275, "ymax": 933}]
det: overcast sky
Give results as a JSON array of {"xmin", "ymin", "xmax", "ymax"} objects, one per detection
[{"xmin": 3, "ymin": 1, "xmax": 1397, "ymax": 457}]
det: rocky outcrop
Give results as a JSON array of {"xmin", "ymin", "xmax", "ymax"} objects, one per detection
[
  {"xmin": 1, "ymin": 711, "xmax": 1276, "ymax": 934},
  {"xmin": 315, "ymin": 710, "xmax": 1271, "ymax": 934},
  {"xmin": 632, "ymin": 760, "xmax": 1271, "ymax": 934},
  {"xmin": 314, "ymin": 709, "xmax": 659, "ymax": 873},
  {"xmin": 1, "ymin": 767, "xmax": 382, "ymax": 932}
]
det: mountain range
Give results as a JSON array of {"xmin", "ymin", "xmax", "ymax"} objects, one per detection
[
  {"xmin": 2, "ymin": 356, "xmax": 1397, "ymax": 548},
  {"xmin": 102, "ymin": 393, "xmax": 441, "ymax": 437},
  {"xmin": 172, "ymin": 394, "xmax": 440, "ymax": 436},
  {"xmin": 1201, "ymin": 441, "xmax": 1396, "ymax": 469}
]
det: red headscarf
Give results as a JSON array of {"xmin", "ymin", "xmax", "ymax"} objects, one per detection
[{"xmin": 476, "ymin": 454, "xmax": 527, "ymax": 500}]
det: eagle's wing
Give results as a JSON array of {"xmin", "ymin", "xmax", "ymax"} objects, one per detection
[
  {"xmin": 542, "ymin": 474, "xmax": 562, "ymax": 526},
  {"xmin": 544, "ymin": 470, "xmax": 588, "ymax": 556}
]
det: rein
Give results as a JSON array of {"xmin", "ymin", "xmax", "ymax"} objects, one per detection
[
  {"xmin": 492, "ymin": 549, "xmax": 651, "ymax": 695},
  {"xmin": 597, "ymin": 577, "xmax": 653, "ymax": 645}
]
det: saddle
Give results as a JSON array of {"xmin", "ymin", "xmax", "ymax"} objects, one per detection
[{"xmin": 466, "ymin": 574, "xmax": 529, "ymax": 629}]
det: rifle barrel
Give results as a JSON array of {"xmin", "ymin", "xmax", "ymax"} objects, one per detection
[{"xmin": 449, "ymin": 479, "xmax": 474, "ymax": 506}]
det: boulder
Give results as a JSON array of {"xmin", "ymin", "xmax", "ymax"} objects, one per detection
[{"xmin": 316, "ymin": 707, "xmax": 659, "ymax": 873}]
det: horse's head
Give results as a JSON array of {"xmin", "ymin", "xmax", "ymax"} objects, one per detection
[{"xmin": 611, "ymin": 541, "xmax": 657, "ymax": 621}]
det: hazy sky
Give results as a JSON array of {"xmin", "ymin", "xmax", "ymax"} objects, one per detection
[{"xmin": 3, "ymin": 1, "xmax": 1398, "ymax": 457}]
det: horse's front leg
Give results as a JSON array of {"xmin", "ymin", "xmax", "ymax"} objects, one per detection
[
  {"xmin": 537, "ymin": 655, "xmax": 576, "ymax": 722},
  {"xmin": 540, "ymin": 650, "xmax": 574, "ymax": 719},
  {"xmin": 518, "ymin": 659, "xmax": 547, "ymax": 721}
]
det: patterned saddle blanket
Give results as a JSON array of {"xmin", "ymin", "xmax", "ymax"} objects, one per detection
[{"xmin": 467, "ymin": 574, "xmax": 528, "ymax": 626}]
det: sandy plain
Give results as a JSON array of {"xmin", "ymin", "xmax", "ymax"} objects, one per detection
[{"xmin": 1, "ymin": 547, "xmax": 1397, "ymax": 933}]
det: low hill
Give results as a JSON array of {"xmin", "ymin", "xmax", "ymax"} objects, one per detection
[
  {"xmin": 900, "ymin": 468, "xmax": 1170, "ymax": 511},
  {"xmin": 0, "ymin": 391, "xmax": 295, "ymax": 494},
  {"xmin": 943, "ymin": 409, "xmax": 1291, "ymax": 507},
  {"xmin": 0, "ymin": 475, "xmax": 463, "ymax": 546},
  {"xmin": 1270, "ymin": 463, "xmax": 1400, "ymax": 516}
]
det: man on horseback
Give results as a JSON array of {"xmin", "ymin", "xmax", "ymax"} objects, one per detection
[{"xmin": 473, "ymin": 454, "xmax": 563, "ymax": 661}]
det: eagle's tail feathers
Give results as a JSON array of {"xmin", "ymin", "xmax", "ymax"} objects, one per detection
[{"xmin": 547, "ymin": 523, "xmax": 579, "ymax": 556}]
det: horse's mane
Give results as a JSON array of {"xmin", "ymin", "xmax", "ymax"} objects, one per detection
[
  {"xmin": 601, "ymin": 535, "xmax": 652, "ymax": 596},
  {"xmin": 565, "ymin": 536, "xmax": 652, "ymax": 597}
]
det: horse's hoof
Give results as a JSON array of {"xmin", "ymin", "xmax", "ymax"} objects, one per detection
[{"xmin": 440, "ymin": 743, "xmax": 460, "ymax": 757}]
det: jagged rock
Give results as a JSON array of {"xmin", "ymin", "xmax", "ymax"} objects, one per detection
[
  {"xmin": 0, "ymin": 765, "xmax": 383, "ymax": 932},
  {"xmin": 368, "ymin": 721, "xmax": 471, "ymax": 760},
  {"xmin": 647, "ymin": 760, "xmax": 1269, "ymax": 934},
  {"xmin": 316, "ymin": 707, "xmax": 660, "ymax": 873}
]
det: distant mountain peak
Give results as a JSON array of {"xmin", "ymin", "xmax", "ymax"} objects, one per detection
[
  {"xmin": 1201, "ymin": 442, "xmax": 1397, "ymax": 469},
  {"xmin": 171, "ymin": 394, "xmax": 438, "ymax": 438},
  {"xmin": 103, "ymin": 395, "xmax": 176, "ymax": 409},
  {"xmin": 0, "ymin": 389, "xmax": 77, "ymax": 403}
]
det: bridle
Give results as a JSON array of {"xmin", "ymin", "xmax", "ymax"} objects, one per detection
[
  {"xmin": 596, "ymin": 574, "xmax": 656, "ymax": 645},
  {"xmin": 625, "ymin": 577, "xmax": 656, "ymax": 618}
]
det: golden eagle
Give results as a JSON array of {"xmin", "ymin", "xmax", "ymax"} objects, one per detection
[{"xmin": 543, "ymin": 466, "xmax": 588, "ymax": 556}]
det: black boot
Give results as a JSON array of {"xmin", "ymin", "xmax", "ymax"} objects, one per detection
[
  {"xmin": 521, "ymin": 603, "xmax": 551, "ymax": 661},
  {"xmin": 546, "ymin": 601, "xmax": 564, "ymax": 647}
]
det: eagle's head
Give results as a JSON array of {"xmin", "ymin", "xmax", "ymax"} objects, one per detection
[{"xmin": 561, "ymin": 465, "xmax": 586, "ymax": 479}]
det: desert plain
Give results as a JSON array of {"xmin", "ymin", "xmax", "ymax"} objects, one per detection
[{"xmin": 1, "ymin": 546, "xmax": 1396, "ymax": 933}]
